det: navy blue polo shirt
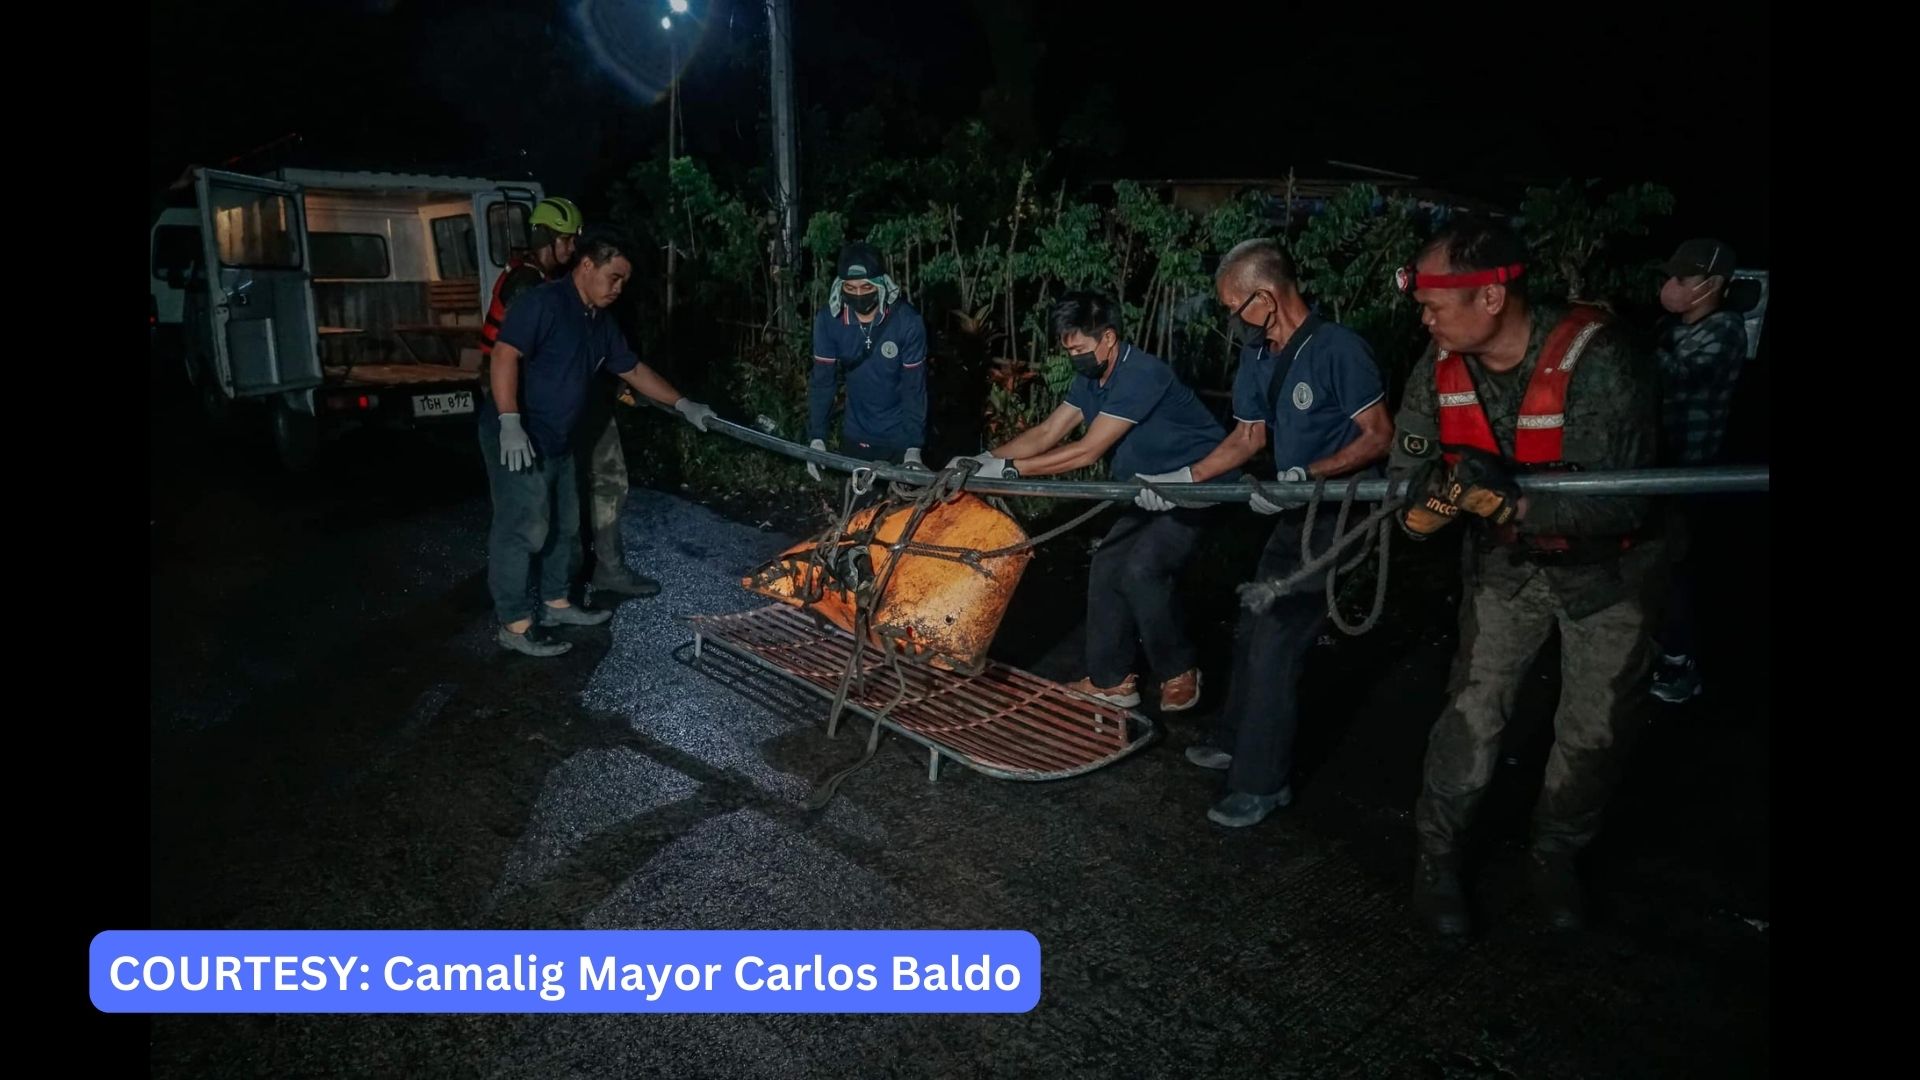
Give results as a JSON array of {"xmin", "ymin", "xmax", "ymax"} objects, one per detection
[
  {"xmin": 479, "ymin": 278, "xmax": 641, "ymax": 458},
  {"xmin": 1232, "ymin": 315, "xmax": 1385, "ymax": 476},
  {"xmin": 1064, "ymin": 343, "xmax": 1236, "ymax": 481},
  {"xmin": 809, "ymin": 301, "xmax": 929, "ymax": 449}
]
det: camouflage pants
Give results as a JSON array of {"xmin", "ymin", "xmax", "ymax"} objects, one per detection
[
  {"xmin": 1414, "ymin": 546, "xmax": 1660, "ymax": 857},
  {"xmin": 574, "ymin": 388, "xmax": 633, "ymax": 585}
]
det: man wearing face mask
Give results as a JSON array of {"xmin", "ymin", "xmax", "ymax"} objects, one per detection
[
  {"xmin": 1649, "ymin": 239, "xmax": 1748, "ymax": 704},
  {"xmin": 481, "ymin": 227, "xmax": 716, "ymax": 658},
  {"xmin": 1387, "ymin": 218, "xmax": 1661, "ymax": 936},
  {"xmin": 948, "ymin": 291, "xmax": 1228, "ymax": 714},
  {"xmin": 806, "ymin": 243, "xmax": 931, "ymax": 483},
  {"xmin": 1164, "ymin": 239, "xmax": 1392, "ymax": 828}
]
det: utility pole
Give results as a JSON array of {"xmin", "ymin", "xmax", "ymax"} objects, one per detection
[
  {"xmin": 767, "ymin": 0, "xmax": 800, "ymax": 332},
  {"xmin": 665, "ymin": 24, "xmax": 679, "ymax": 331}
]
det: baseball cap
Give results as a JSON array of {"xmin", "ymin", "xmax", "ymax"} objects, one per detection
[
  {"xmin": 1663, "ymin": 238, "xmax": 1737, "ymax": 280},
  {"xmin": 836, "ymin": 242, "xmax": 887, "ymax": 282}
]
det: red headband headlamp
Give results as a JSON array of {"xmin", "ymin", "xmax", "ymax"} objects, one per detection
[{"xmin": 1394, "ymin": 263, "xmax": 1527, "ymax": 294}]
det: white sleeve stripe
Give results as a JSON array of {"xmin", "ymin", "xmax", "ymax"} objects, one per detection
[
  {"xmin": 1231, "ymin": 414, "xmax": 1268, "ymax": 426},
  {"xmin": 1096, "ymin": 411, "xmax": 1140, "ymax": 424},
  {"xmin": 1348, "ymin": 392, "xmax": 1385, "ymax": 419},
  {"xmin": 812, "ymin": 356, "xmax": 836, "ymax": 364}
]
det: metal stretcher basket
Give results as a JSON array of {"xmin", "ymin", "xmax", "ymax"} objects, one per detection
[{"xmin": 687, "ymin": 604, "xmax": 1155, "ymax": 782}]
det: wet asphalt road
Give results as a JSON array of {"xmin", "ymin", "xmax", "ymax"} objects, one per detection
[{"xmin": 147, "ymin": 397, "xmax": 1770, "ymax": 1078}]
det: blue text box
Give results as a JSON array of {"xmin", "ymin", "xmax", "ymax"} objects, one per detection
[{"xmin": 90, "ymin": 930, "xmax": 1041, "ymax": 1013}]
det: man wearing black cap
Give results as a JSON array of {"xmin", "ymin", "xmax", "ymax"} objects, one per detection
[
  {"xmin": 1649, "ymin": 238, "xmax": 1749, "ymax": 703},
  {"xmin": 1387, "ymin": 218, "xmax": 1663, "ymax": 936},
  {"xmin": 806, "ymin": 243, "xmax": 931, "ymax": 483}
]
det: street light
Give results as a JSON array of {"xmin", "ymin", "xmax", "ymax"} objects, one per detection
[
  {"xmin": 669, "ymin": 0, "xmax": 690, "ymax": 12},
  {"xmin": 660, "ymin": 15, "xmax": 672, "ymax": 28}
]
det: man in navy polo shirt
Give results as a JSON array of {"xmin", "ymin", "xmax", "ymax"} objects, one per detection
[
  {"xmin": 481, "ymin": 227, "xmax": 716, "ymax": 657},
  {"xmin": 806, "ymin": 242, "xmax": 931, "ymax": 482},
  {"xmin": 948, "ymin": 291, "xmax": 1228, "ymax": 713},
  {"xmin": 1165, "ymin": 238, "xmax": 1392, "ymax": 827}
]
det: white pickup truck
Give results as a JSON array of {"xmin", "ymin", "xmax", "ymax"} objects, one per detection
[{"xmin": 151, "ymin": 166, "xmax": 546, "ymax": 470}]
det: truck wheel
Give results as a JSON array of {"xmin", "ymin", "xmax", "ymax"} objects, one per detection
[{"xmin": 272, "ymin": 397, "xmax": 319, "ymax": 473}]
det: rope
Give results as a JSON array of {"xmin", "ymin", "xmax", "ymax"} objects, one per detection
[
  {"xmin": 1236, "ymin": 474, "xmax": 1405, "ymax": 632},
  {"xmin": 806, "ymin": 463, "xmax": 1022, "ymax": 808},
  {"xmin": 804, "ymin": 616, "xmax": 913, "ymax": 810},
  {"xmin": 1309, "ymin": 475, "xmax": 1394, "ymax": 636},
  {"xmin": 893, "ymin": 499, "xmax": 1117, "ymax": 576}
]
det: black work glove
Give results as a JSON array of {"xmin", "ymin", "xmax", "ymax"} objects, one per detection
[
  {"xmin": 1445, "ymin": 448, "xmax": 1521, "ymax": 526},
  {"xmin": 1398, "ymin": 461, "xmax": 1460, "ymax": 540}
]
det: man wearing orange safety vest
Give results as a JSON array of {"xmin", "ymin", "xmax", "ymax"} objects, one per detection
[
  {"xmin": 1387, "ymin": 218, "xmax": 1662, "ymax": 938},
  {"xmin": 481, "ymin": 197, "xmax": 583, "ymax": 374}
]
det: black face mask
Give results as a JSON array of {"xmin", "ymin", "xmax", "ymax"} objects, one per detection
[
  {"xmin": 1069, "ymin": 348, "xmax": 1103, "ymax": 378},
  {"xmin": 1225, "ymin": 291, "xmax": 1273, "ymax": 353},
  {"xmin": 1231, "ymin": 290, "xmax": 1274, "ymax": 332},
  {"xmin": 845, "ymin": 289, "xmax": 880, "ymax": 316}
]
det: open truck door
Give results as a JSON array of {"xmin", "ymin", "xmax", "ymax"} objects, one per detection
[
  {"xmin": 470, "ymin": 185, "xmax": 541, "ymax": 320},
  {"xmin": 191, "ymin": 168, "xmax": 323, "ymax": 468}
]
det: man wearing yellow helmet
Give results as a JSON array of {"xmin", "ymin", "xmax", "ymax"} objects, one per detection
[{"xmin": 481, "ymin": 196, "xmax": 583, "ymax": 367}]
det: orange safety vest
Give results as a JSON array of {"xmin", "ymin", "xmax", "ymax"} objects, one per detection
[
  {"xmin": 480, "ymin": 257, "xmax": 542, "ymax": 358},
  {"xmin": 1434, "ymin": 306, "xmax": 1625, "ymax": 555}
]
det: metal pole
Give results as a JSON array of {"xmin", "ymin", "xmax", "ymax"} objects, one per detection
[
  {"xmin": 636, "ymin": 401, "xmax": 1773, "ymax": 501},
  {"xmin": 767, "ymin": 0, "xmax": 800, "ymax": 332},
  {"xmin": 665, "ymin": 31, "xmax": 678, "ymax": 332}
]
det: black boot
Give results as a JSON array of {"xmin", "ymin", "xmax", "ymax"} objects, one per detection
[
  {"xmin": 589, "ymin": 525, "xmax": 660, "ymax": 598},
  {"xmin": 1412, "ymin": 851, "xmax": 1470, "ymax": 937},
  {"xmin": 1528, "ymin": 850, "xmax": 1587, "ymax": 931},
  {"xmin": 591, "ymin": 568, "xmax": 660, "ymax": 598}
]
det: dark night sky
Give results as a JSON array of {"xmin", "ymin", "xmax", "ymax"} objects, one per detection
[{"xmin": 149, "ymin": 0, "xmax": 1770, "ymax": 256}]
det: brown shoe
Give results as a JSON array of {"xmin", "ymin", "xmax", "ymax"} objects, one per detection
[
  {"xmin": 1159, "ymin": 668, "xmax": 1202, "ymax": 712},
  {"xmin": 1067, "ymin": 674, "xmax": 1141, "ymax": 708}
]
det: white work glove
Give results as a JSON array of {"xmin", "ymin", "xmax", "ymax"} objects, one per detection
[
  {"xmin": 806, "ymin": 439, "xmax": 827, "ymax": 483},
  {"xmin": 945, "ymin": 453, "xmax": 1010, "ymax": 479},
  {"xmin": 673, "ymin": 397, "xmax": 715, "ymax": 432},
  {"xmin": 902, "ymin": 447, "xmax": 929, "ymax": 471},
  {"xmin": 1251, "ymin": 466, "xmax": 1309, "ymax": 515},
  {"xmin": 497, "ymin": 413, "xmax": 535, "ymax": 473},
  {"xmin": 1133, "ymin": 467, "xmax": 1194, "ymax": 512}
]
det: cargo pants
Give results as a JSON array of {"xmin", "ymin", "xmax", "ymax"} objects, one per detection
[{"xmin": 1413, "ymin": 539, "xmax": 1663, "ymax": 856}]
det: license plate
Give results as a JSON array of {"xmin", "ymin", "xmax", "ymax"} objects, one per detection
[{"xmin": 412, "ymin": 390, "xmax": 474, "ymax": 418}]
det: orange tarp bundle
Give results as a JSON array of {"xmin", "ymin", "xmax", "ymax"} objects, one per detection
[{"xmin": 740, "ymin": 493, "xmax": 1033, "ymax": 673}]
